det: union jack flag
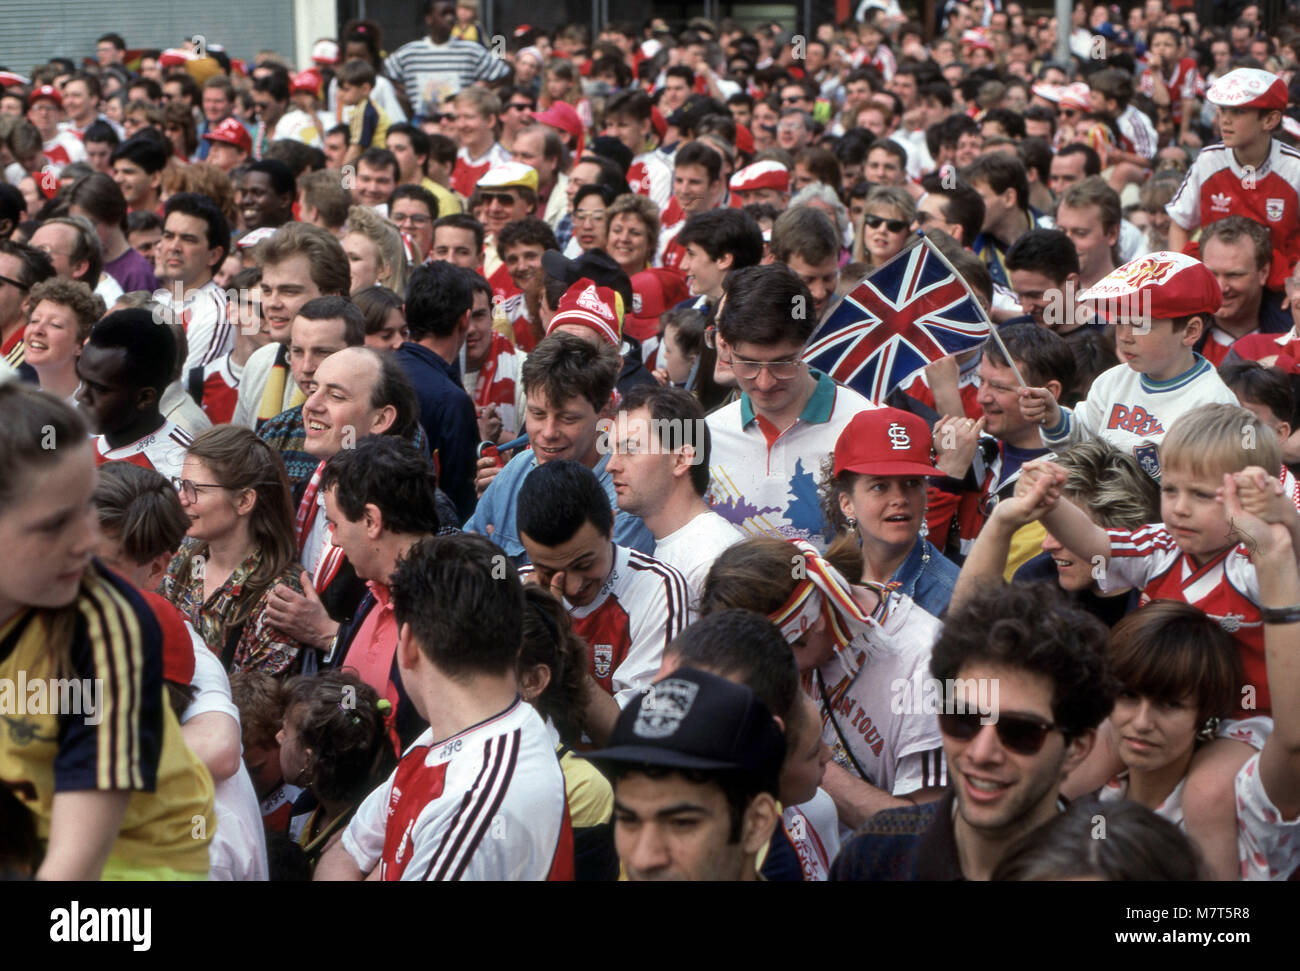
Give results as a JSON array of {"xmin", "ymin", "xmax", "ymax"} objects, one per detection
[{"xmin": 802, "ymin": 235, "xmax": 992, "ymax": 403}]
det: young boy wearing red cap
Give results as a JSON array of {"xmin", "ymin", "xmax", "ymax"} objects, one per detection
[
  {"xmin": 1019, "ymin": 252, "xmax": 1239, "ymax": 478},
  {"xmin": 202, "ymin": 118, "xmax": 252, "ymax": 173},
  {"xmin": 1167, "ymin": 68, "xmax": 1300, "ymax": 289}
]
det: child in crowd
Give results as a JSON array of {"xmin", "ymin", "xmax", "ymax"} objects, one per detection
[
  {"xmin": 230, "ymin": 670, "xmax": 302, "ymax": 836},
  {"xmin": 336, "ymin": 59, "xmax": 389, "ymax": 162}
]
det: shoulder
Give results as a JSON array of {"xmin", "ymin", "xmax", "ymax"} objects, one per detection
[{"xmin": 832, "ymin": 801, "xmax": 939, "ymax": 880}]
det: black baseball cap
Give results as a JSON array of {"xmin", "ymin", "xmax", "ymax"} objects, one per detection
[
  {"xmin": 541, "ymin": 248, "xmax": 633, "ymax": 309},
  {"xmin": 587, "ymin": 668, "xmax": 786, "ymax": 796}
]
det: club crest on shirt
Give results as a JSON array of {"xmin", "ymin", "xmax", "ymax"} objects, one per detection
[
  {"xmin": 1267, "ymin": 198, "xmax": 1285, "ymax": 222},
  {"xmin": 633, "ymin": 677, "xmax": 699, "ymax": 739},
  {"xmin": 593, "ymin": 644, "xmax": 613, "ymax": 679},
  {"xmin": 1134, "ymin": 442, "xmax": 1160, "ymax": 479}
]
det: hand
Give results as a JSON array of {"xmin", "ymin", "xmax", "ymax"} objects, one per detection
[
  {"xmin": 932, "ymin": 414, "xmax": 986, "ymax": 478},
  {"xmin": 924, "ymin": 353, "xmax": 960, "ymax": 391},
  {"xmin": 1221, "ymin": 472, "xmax": 1292, "ymax": 556},
  {"xmin": 474, "ymin": 453, "xmax": 502, "ymax": 496},
  {"xmin": 1014, "ymin": 459, "xmax": 1068, "ymax": 504},
  {"xmin": 476, "ymin": 404, "xmax": 502, "ymax": 444},
  {"xmin": 652, "ymin": 367, "xmax": 670, "ymax": 386},
  {"xmin": 1017, "ymin": 386, "xmax": 1061, "ymax": 429},
  {"xmin": 1220, "ymin": 467, "xmax": 1292, "ymax": 526},
  {"xmin": 265, "ymin": 571, "xmax": 336, "ymax": 650},
  {"xmin": 993, "ymin": 468, "xmax": 1059, "ymax": 527}
]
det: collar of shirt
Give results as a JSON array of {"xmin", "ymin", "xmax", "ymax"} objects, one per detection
[
  {"xmin": 365, "ymin": 579, "xmax": 393, "ymax": 610},
  {"xmin": 740, "ymin": 368, "xmax": 836, "ymax": 429},
  {"xmin": 891, "ymin": 534, "xmax": 930, "ymax": 601},
  {"xmin": 400, "ymin": 339, "xmax": 462, "ymax": 384}
]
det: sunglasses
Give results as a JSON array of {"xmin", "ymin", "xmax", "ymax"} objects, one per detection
[
  {"xmin": 480, "ymin": 192, "xmax": 518, "ymax": 206},
  {"xmin": 509, "ymin": 101, "xmax": 535, "ymax": 111},
  {"xmin": 938, "ymin": 711, "xmax": 1063, "ymax": 755},
  {"xmin": 863, "ymin": 213, "xmax": 908, "ymax": 232}
]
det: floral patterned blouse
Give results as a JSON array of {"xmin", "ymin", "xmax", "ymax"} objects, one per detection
[{"xmin": 162, "ymin": 537, "xmax": 310, "ymax": 677}]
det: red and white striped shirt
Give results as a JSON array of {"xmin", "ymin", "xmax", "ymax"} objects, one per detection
[{"xmin": 156, "ymin": 278, "xmax": 235, "ymax": 375}]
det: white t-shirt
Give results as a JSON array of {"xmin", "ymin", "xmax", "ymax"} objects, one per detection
[
  {"xmin": 652, "ymin": 510, "xmax": 745, "ymax": 603},
  {"xmin": 1041, "ymin": 356, "xmax": 1238, "ymax": 477},
  {"xmin": 780, "ymin": 787, "xmax": 841, "ymax": 881},
  {"xmin": 156, "ymin": 277, "xmax": 235, "ymax": 376},
  {"xmin": 342, "ymin": 697, "xmax": 570, "ymax": 880},
  {"xmin": 182, "ymin": 624, "xmax": 269, "ymax": 882}
]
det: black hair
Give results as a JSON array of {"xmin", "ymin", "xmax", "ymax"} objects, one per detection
[
  {"xmin": 83, "ymin": 120, "xmax": 120, "ymax": 148},
  {"xmin": 245, "ymin": 158, "xmax": 296, "ymax": 197},
  {"xmin": 253, "ymin": 72, "xmax": 290, "ymax": 103},
  {"xmin": 983, "ymin": 320, "xmax": 1077, "ymax": 390},
  {"xmin": 404, "ymin": 260, "xmax": 473, "ymax": 341},
  {"xmin": 961, "ymin": 152, "xmax": 1029, "ymax": 212},
  {"xmin": 918, "ymin": 172, "xmax": 986, "ymax": 245},
  {"xmin": 110, "ymin": 134, "xmax": 167, "ymax": 175},
  {"xmin": 390, "ymin": 183, "xmax": 439, "ymax": 220},
  {"xmin": 433, "ymin": 212, "xmax": 485, "ymax": 252},
  {"xmin": 576, "ymin": 152, "xmax": 631, "ymax": 196},
  {"xmin": 0, "ymin": 239, "xmax": 55, "ymax": 290},
  {"xmin": 497, "ymin": 217, "xmax": 559, "ymax": 261},
  {"xmin": 163, "ymin": 192, "xmax": 232, "ymax": 264},
  {"xmin": 676, "ymin": 209, "xmax": 763, "ymax": 269},
  {"xmin": 282, "ymin": 671, "xmax": 388, "ymax": 804},
  {"xmin": 675, "ymin": 140, "xmax": 722, "ymax": 183},
  {"xmin": 1017, "ymin": 137, "xmax": 1053, "ymax": 186},
  {"xmin": 930, "ymin": 582, "xmax": 1118, "ymax": 739},
  {"xmin": 520, "ymin": 331, "xmax": 621, "ymax": 413},
  {"xmin": 992, "ymin": 797, "xmax": 1202, "ymax": 880},
  {"xmin": 295, "ymin": 295, "xmax": 366, "ymax": 346},
  {"xmin": 390, "ymin": 532, "xmax": 525, "ymax": 677},
  {"xmin": 86, "ymin": 308, "xmax": 176, "ymax": 393},
  {"xmin": 982, "ymin": 107, "xmax": 1026, "ymax": 139},
  {"xmin": 1219, "ymin": 361, "xmax": 1297, "ymax": 427},
  {"xmin": 665, "ymin": 610, "xmax": 797, "ymax": 722},
  {"xmin": 356, "ymin": 146, "xmax": 399, "ymax": 181},
  {"xmin": 1057, "ymin": 142, "xmax": 1102, "ymax": 177},
  {"xmin": 1006, "ymin": 228, "xmax": 1082, "ymax": 282},
  {"xmin": 320, "ymin": 435, "xmax": 440, "ymax": 535},
  {"xmin": 517, "ymin": 459, "xmax": 614, "ymax": 546},
  {"xmin": 717, "ymin": 263, "xmax": 817, "ymax": 348}
]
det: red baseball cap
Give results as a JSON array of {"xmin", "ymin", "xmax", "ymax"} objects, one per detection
[
  {"xmin": 158, "ymin": 48, "xmax": 196, "ymax": 68},
  {"xmin": 625, "ymin": 268, "xmax": 690, "ymax": 342},
  {"xmin": 833, "ymin": 408, "xmax": 945, "ymax": 479},
  {"xmin": 30, "ymin": 84, "xmax": 62, "ymax": 108},
  {"xmin": 532, "ymin": 102, "xmax": 585, "ymax": 157},
  {"xmin": 1078, "ymin": 251, "xmax": 1223, "ymax": 320},
  {"xmin": 290, "ymin": 68, "xmax": 322, "ymax": 97},
  {"xmin": 203, "ymin": 117, "xmax": 253, "ymax": 154},
  {"xmin": 735, "ymin": 123, "xmax": 754, "ymax": 156},
  {"xmin": 0, "ymin": 71, "xmax": 29, "ymax": 88}
]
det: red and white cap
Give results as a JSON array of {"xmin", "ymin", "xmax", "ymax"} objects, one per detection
[
  {"xmin": 833, "ymin": 407, "xmax": 945, "ymax": 479},
  {"xmin": 0, "ymin": 71, "xmax": 30, "ymax": 88},
  {"xmin": 312, "ymin": 40, "xmax": 341, "ymax": 66},
  {"xmin": 1058, "ymin": 82, "xmax": 1091, "ymax": 113},
  {"xmin": 203, "ymin": 117, "xmax": 252, "ymax": 153},
  {"xmin": 730, "ymin": 160, "xmax": 790, "ymax": 194},
  {"xmin": 158, "ymin": 48, "xmax": 197, "ymax": 68},
  {"xmin": 1030, "ymin": 82, "xmax": 1062, "ymax": 104},
  {"xmin": 547, "ymin": 279, "xmax": 623, "ymax": 345},
  {"xmin": 1207, "ymin": 68, "xmax": 1288, "ymax": 111},
  {"xmin": 1078, "ymin": 251, "xmax": 1223, "ymax": 319},
  {"xmin": 960, "ymin": 29, "xmax": 994, "ymax": 53},
  {"xmin": 291, "ymin": 68, "xmax": 323, "ymax": 96},
  {"xmin": 30, "ymin": 84, "xmax": 61, "ymax": 107},
  {"xmin": 236, "ymin": 226, "xmax": 278, "ymax": 251}
]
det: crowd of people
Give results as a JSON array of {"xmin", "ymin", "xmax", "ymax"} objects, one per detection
[{"xmin": 3, "ymin": 0, "xmax": 1300, "ymax": 883}]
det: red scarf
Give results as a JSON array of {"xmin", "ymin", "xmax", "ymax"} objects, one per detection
[
  {"xmin": 295, "ymin": 459, "xmax": 345, "ymax": 593},
  {"xmin": 473, "ymin": 332, "xmax": 519, "ymax": 410}
]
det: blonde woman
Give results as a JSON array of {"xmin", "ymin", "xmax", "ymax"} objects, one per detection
[
  {"xmin": 606, "ymin": 192, "xmax": 660, "ymax": 279},
  {"xmin": 342, "ymin": 204, "xmax": 408, "ymax": 297},
  {"xmin": 852, "ymin": 184, "xmax": 915, "ymax": 269}
]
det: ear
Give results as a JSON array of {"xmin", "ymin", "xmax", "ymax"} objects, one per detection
[
  {"xmin": 396, "ymin": 621, "xmax": 420, "ymax": 674},
  {"xmin": 145, "ymin": 550, "xmax": 173, "ymax": 589},
  {"xmin": 739, "ymin": 792, "xmax": 781, "ymax": 859},
  {"xmin": 71, "ymin": 258, "xmax": 91, "ymax": 280},
  {"xmin": 371, "ymin": 403, "xmax": 398, "ymax": 436},
  {"xmin": 363, "ymin": 502, "xmax": 385, "ymax": 540},
  {"xmin": 516, "ymin": 661, "xmax": 552, "ymax": 701},
  {"xmin": 838, "ymin": 489, "xmax": 856, "ymax": 522},
  {"xmin": 1181, "ymin": 315, "xmax": 1205, "ymax": 346},
  {"xmin": 232, "ymin": 485, "xmax": 258, "ymax": 517},
  {"xmin": 1043, "ymin": 378, "xmax": 1063, "ymax": 402},
  {"xmin": 135, "ymin": 385, "xmax": 158, "ymax": 411},
  {"xmin": 717, "ymin": 251, "xmax": 735, "ymax": 272},
  {"xmin": 1060, "ymin": 727, "xmax": 1096, "ymax": 780},
  {"xmin": 1278, "ymin": 421, "xmax": 1292, "ymax": 441},
  {"xmin": 206, "ymin": 246, "xmax": 223, "ymax": 271}
]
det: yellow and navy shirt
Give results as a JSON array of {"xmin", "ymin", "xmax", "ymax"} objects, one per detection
[{"xmin": 0, "ymin": 563, "xmax": 213, "ymax": 876}]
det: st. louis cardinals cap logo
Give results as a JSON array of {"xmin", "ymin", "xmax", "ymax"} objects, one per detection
[
  {"xmin": 633, "ymin": 678, "xmax": 700, "ymax": 739},
  {"xmin": 887, "ymin": 422, "xmax": 911, "ymax": 450}
]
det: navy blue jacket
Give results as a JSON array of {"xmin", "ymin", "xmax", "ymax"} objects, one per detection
[{"xmin": 394, "ymin": 341, "xmax": 479, "ymax": 522}]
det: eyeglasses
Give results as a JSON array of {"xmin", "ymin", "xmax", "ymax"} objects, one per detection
[
  {"xmin": 508, "ymin": 101, "xmax": 535, "ymax": 111},
  {"xmin": 1060, "ymin": 108, "xmax": 1079, "ymax": 118},
  {"xmin": 171, "ymin": 477, "xmax": 224, "ymax": 503},
  {"xmin": 393, "ymin": 212, "xmax": 432, "ymax": 225},
  {"xmin": 574, "ymin": 210, "xmax": 606, "ymax": 224},
  {"xmin": 938, "ymin": 711, "xmax": 1063, "ymax": 755},
  {"xmin": 728, "ymin": 351, "xmax": 805, "ymax": 381},
  {"xmin": 0, "ymin": 273, "xmax": 29, "ymax": 291},
  {"xmin": 863, "ymin": 214, "xmax": 909, "ymax": 233},
  {"xmin": 480, "ymin": 192, "xmax": 518, "ymax": 206}
]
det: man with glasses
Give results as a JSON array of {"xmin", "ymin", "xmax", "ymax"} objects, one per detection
[
  {"xmin": 389, "ymin": 184, "xmax": 438, "ymax": 264},
  {"xmin": 496, "ymin": 86, "xmax": 535, "ymax": 155},
  {"xmin": 27, "ymin": 85, "xmax": 86, "ymax": 173},
  {"xmin": 831, "ymin": 581, "xmax": 1115, "ymax": 880},
  {"xmin": 705, "ymin": 264, "xmax": 876, "ymax": 549},
  {"xmin": 0, "ymin": 239, "xmax": 56, "ymax": 371}
]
